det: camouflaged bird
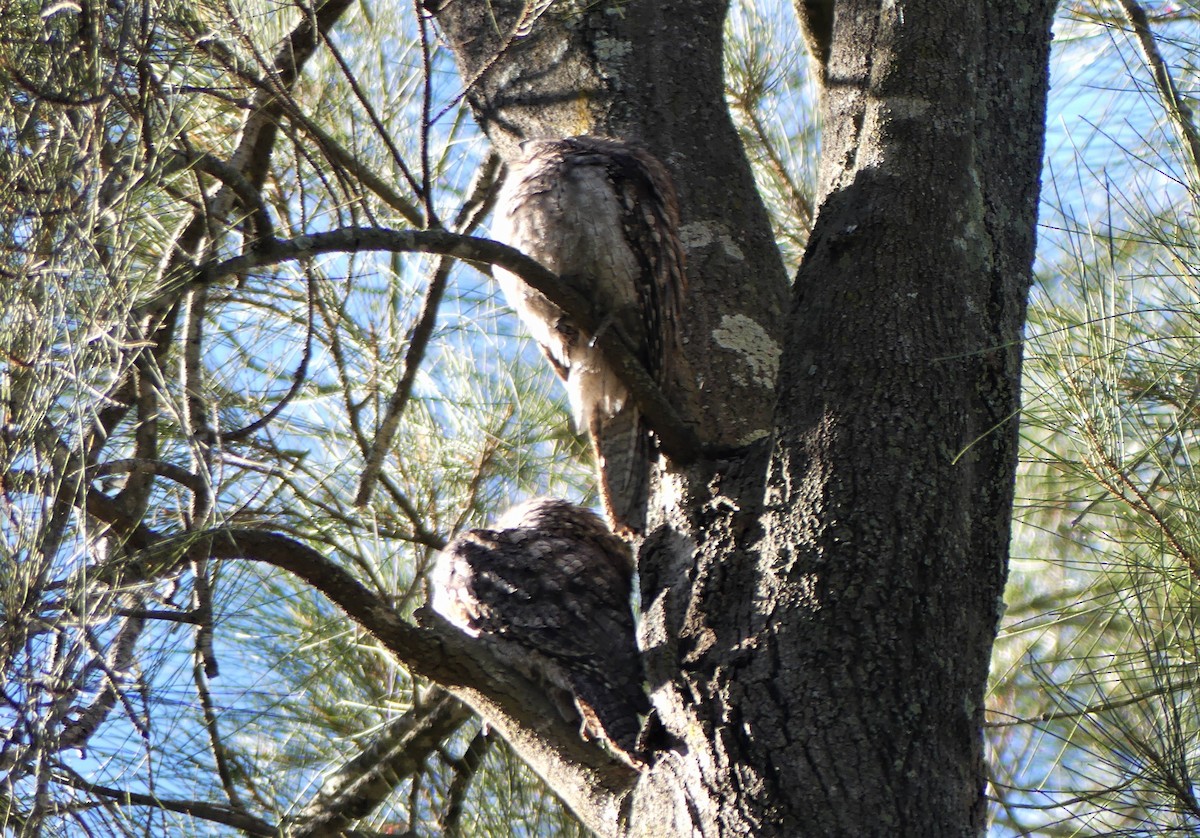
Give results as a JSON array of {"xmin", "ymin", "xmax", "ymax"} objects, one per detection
[
  {"xmin": 431, "ymin": 498, "xmax": 648, "ymax": 765},
  {"xmin": 491, "ymin": 136, "xmax": 687, "ymax": 535}
]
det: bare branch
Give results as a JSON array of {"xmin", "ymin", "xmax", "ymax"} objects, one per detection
[
  {"xmin": 193, "ymin": 656, "xmax": 245, "ymax": 811},
  {"xmin": 440, "ymin": 727, "xmax": 493, "ymax": 837},
  {"xmin": 167, "ymin": 151, "xmax": 276, "ymax": 244},
  {"xmin": 80, "ymin": 481, "xmax": 636, "ymax": 833},
  {"xmin": 52, "ymin": 772, "xmax": 276, "ymax": 836},
  {"xmin": 90, "ymin": 459, "xmax": 203, "ymax": 492},
  {"xmin": 201, "ymin": 226, "xmax": 703, "ymax": 465},
  {"xmin": 57, "ymin": 610, "xmax": 148, "ymax": 754},
  {"xmin": 224, "ymin": 276, "xmax": 317, "ymax": 442},
  {"xmin": 318, "ymin": 28, "xmax": 425, "ymax": 205},
  {"xmin": 283, "ymin": 108, "xmax": 425, "ymax": 226},
  {"xmin": 355, "ymin": 154, "xmax": 503, "ymax": 506}
]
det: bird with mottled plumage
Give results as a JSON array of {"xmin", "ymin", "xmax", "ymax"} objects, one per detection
[
  {"xmin": 430, "ymin": 498, "xmax": 648, "ymax": 765},
  {"xmin": 491, "ymin": 136, "xmax": 687, "ymax": 535}
]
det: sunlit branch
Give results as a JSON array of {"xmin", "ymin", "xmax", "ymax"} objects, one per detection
[
  {"xmin": 986, "ymin": 674, "xmax": 1200, "ymax": 727},
  {"xmin": 354, "ymin": 256, "xmax": 452, "ymax": 510},
  {"xmin": 284, "ymin": 108, "xmax": 426, "ymax": 226},
  {"xmin": 180, "ymin": 286, "xmax": 218, "ymax": 679},
  {"xmin": 1079, "ymin": 418, "xmax": 1200, "ymax": 582},
  {"xmin": 80, "ymin": 484, "xmax": 635, "ymax": 825},
  {"xmin": 732, "ymin": 96, "xmax": 813, "ymax": 234},
  {"xmin": 90, "ymin": 459, "xmax": 202, "ymax": 492},
  {"xmin": 417, "ymin": 5, "xmax": 438, "ymax": 227},
  {"xmin": 1117, "ymin": 0, "xmax": 1200, "ymax": 194}
]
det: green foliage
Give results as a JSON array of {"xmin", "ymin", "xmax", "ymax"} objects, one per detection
[
  {"xmin": 992, "ymin": 3, "xmax": 1200, "ymax": 834},
  {"xmin": 724, "ymin": 0, "xmax": 818, "ymax": 272},
  {"xmin": 0, "ymin": 0, "xmax": 586, "ymax": 834},
  {"xmin": 10, "ymin": 0, "xmax": 1200, "ymax": 834}
]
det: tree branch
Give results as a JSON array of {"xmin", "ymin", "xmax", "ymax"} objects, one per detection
[
  {"xmin": 80, "ymin": 487, "xmax": 636, "ymax": 835},
  {"xmin": 52, "ymin": 772, "xmax": 277, "ymax": 836},
  {"xmin": 199, "ymin": 226, "xmax": 704, "ymax": 465},
  {"xmin": 441, "ymin": 726, "xmax": 493, "ymax": 837},
  {"xmin": 167, "ymin": 150, "xmax": 276, "ymax": 244},
  {"xmin": 1117, "ymin": 0, "xmax": 1200, "ymax": 187}
]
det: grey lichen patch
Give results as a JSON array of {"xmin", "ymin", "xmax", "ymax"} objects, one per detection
[
  {"xmin": 679, "ymin": 221, "xmax": 745, "ymax": 261},
  {"xmin": 712, "ymin": 314, "xmax": 781, "ymax": 390},
  {"xmin": 736, "ymin": 428, "xmax": 771, "ymax": 447},
  {"xmin": 593, "ymin": 37, "xmax": 631, "ymax": 62}
]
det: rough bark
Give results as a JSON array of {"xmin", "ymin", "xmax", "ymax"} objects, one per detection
[
  {"xmin": 436, "ymin": 0, "xmax": 791, "ymax": 451},
  {"xmin": 435, "ymin": 1, "xmax": 1056, "ymax": 835},
  {"xmin": 750, "ymin": 3, "xmax": 1055, "ymax": 831}
]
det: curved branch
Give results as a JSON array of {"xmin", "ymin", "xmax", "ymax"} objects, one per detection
[
  {"xmin": 199, "ymin": 226, "xmax": 703, "ymax": 465},
  {"xmin": 210, "ymin": 531, "xmax": 638, "ymax": 835},
  {"xmin": 80, "ymin": 486, "xmax": 635, "ymax": 834},
  {"xmin": 52, "ymin": 772, "xmax": 276, "ymax": 836},
  {"xmin": 167, "ymin": 151, "xmax": 276, "ymax": 243},
  {"xmin": 90, "ymin": 458, "xmax": 202, "ymax": 491},
  {"xmin": 224, "ymin": 276, "xmax": 317, "ymax": 442}
]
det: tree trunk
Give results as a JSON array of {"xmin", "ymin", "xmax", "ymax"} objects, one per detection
[{"xmin": 436, "ymin": 0, "xmax": 1056, "ymax": 834}]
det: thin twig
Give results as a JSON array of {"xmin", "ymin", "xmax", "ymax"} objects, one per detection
[
  {"xmin": 986, "ymin": 676, "xmax": 1200, "ymax": 727},
  {"xmin": 355, "ymin": 154, "xmax": 502, "ymax": 505},
  {"xmin": 284, "ymin": 108, "xmax": 425, "ymax": 225},
  {"xmin": 417, "ymin": 2, "xmax": 438, "ymax": 227},
  {"xmin": 440, "ymin": 727, "xmax": 493, "ymax": 837},
  {"xmin": 51, "ymin": 769, "xmax": 276, "ymax": 836},
  {"xmin": 1117, "ymin": 0, "xmax": 1200, "ymax": 194},
  {"xmin": 193, "ymin": 653, "xmax": 245, "ymax": 810},
  {"xmin": 224, "ymin": 275, "xmax": 317, "ymax": 442},
  {"xmin": 1080, "ymin": 418, "xmax": 1200, "ymax": 581},
  {"xmin": 354, "ymin": 258, "xmax": 451, "ymax": 507}
]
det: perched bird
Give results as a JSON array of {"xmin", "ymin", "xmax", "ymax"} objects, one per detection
[
  {"xmin": 431, "ymin": 498, "xmax": 648, "ymax": 764},
  {"xmin": 491, "ymin": 136, "xmax": 687, "ymax": 535}
]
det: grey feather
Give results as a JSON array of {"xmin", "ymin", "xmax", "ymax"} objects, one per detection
[
  {"xmin": 431, "ymin": 499, "xmax": 649, "ymax": 763},
  {"xmin": 491, "ymin": 136, "xmax": 686, "ymax": 534}
]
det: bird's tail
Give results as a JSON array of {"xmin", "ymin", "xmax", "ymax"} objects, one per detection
[
  {"xmin": 591, "ymin": 404, "xmax": 650, "ymax": 536},
  {"xmin": 571, "ymin": 666, "xmax": 650, "ymax": 768}
]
